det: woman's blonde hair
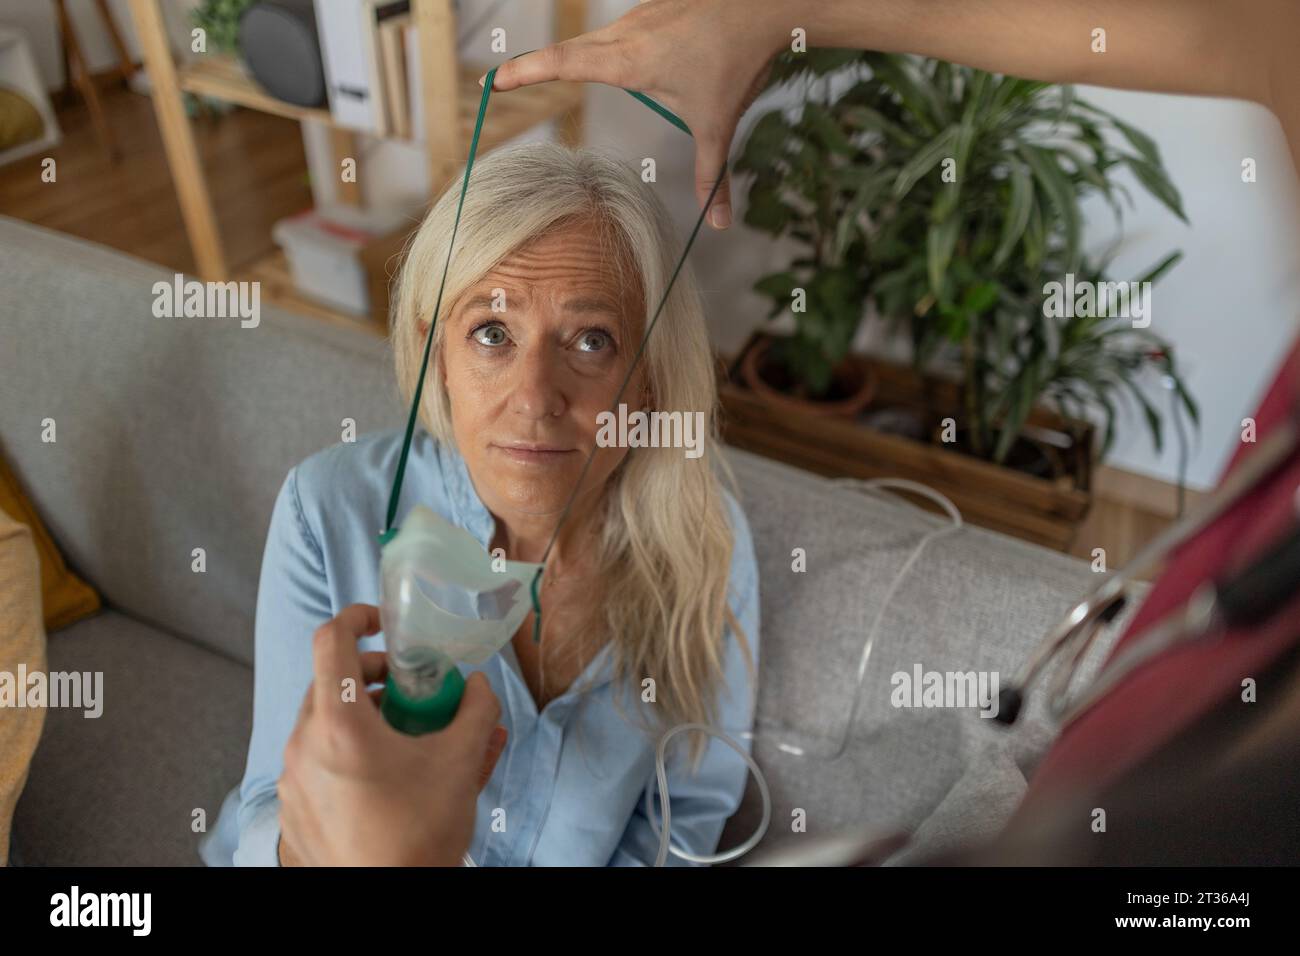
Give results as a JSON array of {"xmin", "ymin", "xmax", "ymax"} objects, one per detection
[{"xmin": 390, "ymin": 141, "xmax": 754, "ymax": 767}]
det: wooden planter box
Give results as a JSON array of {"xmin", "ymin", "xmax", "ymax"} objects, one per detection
[{"xmin": 719, "ymin": 334, "xmax": 1095, "ymax": 551}]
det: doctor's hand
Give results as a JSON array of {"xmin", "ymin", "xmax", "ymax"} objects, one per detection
[
  {"xmin": 277, "ymin": 604, "xmax": 508, "ymax": 867},
  {"xmin": 485, "ymin": 0, "xmax": 789, "ymax": 230}
]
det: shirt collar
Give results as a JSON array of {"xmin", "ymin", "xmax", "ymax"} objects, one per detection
[
  {"xmin": 426, "ymin": 433, "xmax": 618, "ymax": 696},
  {"xmin": 430, "ymin": 434, "xmax": 496, "ymax": 548}
]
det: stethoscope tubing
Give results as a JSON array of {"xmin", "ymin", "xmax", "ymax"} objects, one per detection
[{"xmin": 1006, "ymin": 417, "xmax": 1300, "ymax": 727}]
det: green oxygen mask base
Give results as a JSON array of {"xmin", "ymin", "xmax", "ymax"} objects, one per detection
[
  {"xmin": 378, "ymin": 504, "xmax": 542, "ymax": 736},
  {"xmin": 381, "ymin": 665, "xmax": 466, "ymax": 735}
]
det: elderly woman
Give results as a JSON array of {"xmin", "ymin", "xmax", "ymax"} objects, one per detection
[{"xmin": 212, "ymin": 141, "xmax": 760, "ymax": 867}]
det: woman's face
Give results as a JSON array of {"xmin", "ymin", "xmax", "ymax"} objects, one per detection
[{"xmin": 437, "ymin": 217, "xmax": 646, "ymax": 523}]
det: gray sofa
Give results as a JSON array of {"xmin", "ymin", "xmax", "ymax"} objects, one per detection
[{"xmin": 0, "ymin": 214, "xmax": 1123, "ymax": 866}]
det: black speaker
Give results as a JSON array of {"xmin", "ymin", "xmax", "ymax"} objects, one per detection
[{"xmin": 238, "ymin": 0, "xmax": 327, "ymax": 108}]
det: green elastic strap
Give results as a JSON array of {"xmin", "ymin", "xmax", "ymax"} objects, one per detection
[{"xmin": 380, "ymin": 54, "xmax": 724, "ymax": 649}]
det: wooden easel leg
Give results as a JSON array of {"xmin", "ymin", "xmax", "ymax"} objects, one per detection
[
  {"xmin": 55, "ymin": 0, "xmax": 121, "ymax": 162},
  {"xmin": 95, "ymin": 0, "xmax": 140, "ymax": 83}
]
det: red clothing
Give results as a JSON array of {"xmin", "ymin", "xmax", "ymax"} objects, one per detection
[{"xmin": 1019, "ymin": 338, "xmax": 1300, "ymax": 807}]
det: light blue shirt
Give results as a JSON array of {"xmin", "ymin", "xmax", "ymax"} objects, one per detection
[{"xmin": 203, "ymin": 428, "xmax": 760, "ymax": 866}]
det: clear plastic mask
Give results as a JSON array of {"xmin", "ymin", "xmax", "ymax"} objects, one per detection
[{"xmin": 380, "ymin": 505, "xmax": 543, "ymax": 675}]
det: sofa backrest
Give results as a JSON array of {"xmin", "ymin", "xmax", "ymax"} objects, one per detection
[
  {"xmin": 0, "ymin": 215, "xmax": 406, "ymax": 664},
  {"xmin": 726, "ymin": 451, "xmax": 1126, "ymax": 857}
]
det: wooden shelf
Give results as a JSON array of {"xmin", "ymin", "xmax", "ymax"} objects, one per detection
[
  {"xmin": 178, "ymin": 54, "xmax": 586, "ymax": 152},
  {"xmin": 178, "ymin": 55, "xmax": 334, "ymax": 124},
  {"xmin": 130, "ymin": 0, "xmax": 589, "ymax": 331}
]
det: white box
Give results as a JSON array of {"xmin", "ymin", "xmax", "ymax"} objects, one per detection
[{"xmin": 272, "ymin": 205, "xmax": 409, "ymax": 315}]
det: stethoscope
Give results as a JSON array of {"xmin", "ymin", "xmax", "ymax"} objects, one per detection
[
  {"xmin": 996, "ymin": 413, "xmax": 1300, "ymax": 731},
  {"xmin": 744, "ymin": 411, "xmax": 1300, "ymax": 868}
]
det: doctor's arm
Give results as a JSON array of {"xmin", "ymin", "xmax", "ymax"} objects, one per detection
[
  {"xmin": 490, "ymin": 0, "xmax": 1300, "ymax": 223},
  {"xmin": 608, "ymin": 575, "xmax": 761, "ymax": 867}
]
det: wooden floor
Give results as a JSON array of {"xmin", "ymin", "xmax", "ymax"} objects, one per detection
[
  {"xmin": 1, "ymin": 79, "xmax": 1179, "ymax": 575},
  {"xmin": 0, "ymin": 80, "xmax": 311, "ymax": 274},
  {"xmin": 1070, "ymin": 492, "xmax": 1172, "ymax": 577}
]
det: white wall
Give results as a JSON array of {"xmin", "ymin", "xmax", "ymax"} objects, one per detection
[
  {"xmin": 1071, "ymin": 88, "xmax": 1300, "ymax": 489},
  {"xmin": 0, "ymin": 0, "xmax": 199, "ymax": 89}
]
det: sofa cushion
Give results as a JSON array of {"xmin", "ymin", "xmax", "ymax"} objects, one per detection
[
  {"xmin": 719, "ymin": 453, "xmax": 1135, "ymax": 861},
  {"xmin": 10, "ymin": 610, "xmax": 252, "ymax": 866}
]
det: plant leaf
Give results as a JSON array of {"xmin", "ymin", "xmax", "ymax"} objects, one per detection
[
  {"xmin": 1134, "ymin": 250, "xmax": 1184, "ymax": 286},
  {"xmin": 926, "ymin": 216, "xmax": 962, "ymax": 300},
  {"xmin": 802, "ymin": 101, "xmax": 856, "ymax": 157},
  {"xmin": 893, "ymin": 126, "xmax": 959, "ymax": 201},
  {"xmin": 866, "ymin": 53, "xmax": 950, "ymax": 132},
  {"xmin": 932, "ymin": 118, "xmax": 976, "ymax": 222},
  {"xmin": 839, "ymin": 105, "xmax": 921, "ymax": 148},
  {"xmin": 1019, "ymin": 143, "xmax": 1082, "ymax": 272},
  {"xmin": 992, "ymin": 161, "xmax": 1033, "ymax": 268},
  {"xmin": 1121, "ymin": 155, "xmax": 1189, "ymax": 223}
]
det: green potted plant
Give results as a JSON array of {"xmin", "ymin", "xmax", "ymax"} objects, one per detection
[
  {"xmin": 735, "ymin": 50, "xmax": 1197, "ymax": 475},
  {"xmin": 931, "ymin": 251, "xmax": 1195, "ymax": 474},
  {"xmin": 734, "ymin": 48, "xmax": 878, "ymax": 416},
  {"xmin": 183, "ymin": 0, "xmax": 254, "ymax": 118},
  {"xmin": 193, "ymin": 0, "xmax": 255, "ymax": 54}
]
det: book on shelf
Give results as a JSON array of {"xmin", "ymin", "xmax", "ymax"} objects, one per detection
[
  {"xmin": 403, "ymin": 21, "xmax": 424, "ymax": 142},
  {"xmin": 377, "ymin": 13, "xmax": 411, "ymax": 139},
  {"xmin": 314, "ymin": 0, "xmax": 410, "ymax": 134}
]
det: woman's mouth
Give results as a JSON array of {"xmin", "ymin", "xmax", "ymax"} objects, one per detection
[{"xmin": 491, "ymin": 442, "xmax": 579, "ymax": 465}]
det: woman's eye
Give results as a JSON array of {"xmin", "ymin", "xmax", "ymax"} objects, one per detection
[
  {"xmin": 577, "ymin": 329, "xmax": 612, "ymax": 352},
  {"xmin": 472, "ymin": 324, "xmax": 508, "ymax": 347}
]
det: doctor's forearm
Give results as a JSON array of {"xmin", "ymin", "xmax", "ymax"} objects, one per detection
[{"xmin": 781, "ymin": 0, "xmax": 1287, "ymax": 106}]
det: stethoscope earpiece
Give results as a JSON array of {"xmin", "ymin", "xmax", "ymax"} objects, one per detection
[{"xmin": 995, "ymin": 687, "xmax": 1024, "ymax": 726}]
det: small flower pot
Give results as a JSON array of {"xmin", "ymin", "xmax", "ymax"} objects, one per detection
[{"xmin": 739, "ymin": 335, "xmax": 877, "ymax": 418}]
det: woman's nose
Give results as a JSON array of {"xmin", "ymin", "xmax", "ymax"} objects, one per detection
[{"xmin": 507, "ymin": 342, "xmax": 568, "ymax": 420}]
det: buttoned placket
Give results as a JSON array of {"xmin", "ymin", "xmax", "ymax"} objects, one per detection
[{"xmin": 430, "ymin": 437, "xmax": 618, "ymax": 865}]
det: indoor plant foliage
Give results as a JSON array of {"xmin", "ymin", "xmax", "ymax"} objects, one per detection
[
  {"xmin": 193, "ymin": 0, "xmax": 255, "ymax": 55},
  {"xmin": 187, "ymin": 0, "xmax": 254, "ymax": 117},
  {"xmin": 737, "ymin": 49, "xmax": 1198, "ymax": 466}
]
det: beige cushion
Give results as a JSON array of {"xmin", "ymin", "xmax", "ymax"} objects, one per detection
[{"xmin": 0, "ymin": 86, "xmax": 43, "ymax": 152}]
